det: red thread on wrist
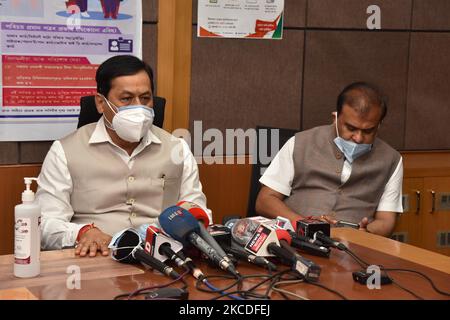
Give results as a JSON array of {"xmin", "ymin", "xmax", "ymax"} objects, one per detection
[{"xmin": 76, "ymin": 223, "xmax": 97, "ymax": 242}]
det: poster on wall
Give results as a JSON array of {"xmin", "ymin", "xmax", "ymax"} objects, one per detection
[
  {"xmin": 197, "ymin": 0, "xmax": 284, "ymax": 39},
  {"xmin": 0, "ymin": 0, "xmax": 142, "ymax": 141}
]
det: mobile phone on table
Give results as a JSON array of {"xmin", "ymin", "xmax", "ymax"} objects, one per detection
[{"xmin": 336, "ymin": 220, "xmax": 360, "ymax": 229}]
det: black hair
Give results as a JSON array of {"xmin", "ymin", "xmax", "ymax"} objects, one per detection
[
  {"xmin": 337, "ymin": 82, "xmax": 387, "ymax": 121},
  {"xmin": 95, "ymin": 55, "xmax": 154, "ymax": 97}
]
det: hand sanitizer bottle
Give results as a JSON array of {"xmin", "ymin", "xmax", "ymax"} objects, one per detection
[{"xmin": 14, "ymin": 177, "xmax": 41, "ymax": 278}]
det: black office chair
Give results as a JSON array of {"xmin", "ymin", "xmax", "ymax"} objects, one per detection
[
  {"xmin": 77, "ymin": 95, "xmax": 166, "ymax": 129},
  {"xmin": 246, "ymin": 126, "xmax": 299, "ymax": 217}
]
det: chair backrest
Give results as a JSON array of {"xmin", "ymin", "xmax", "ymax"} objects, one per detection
[
  {"xmin": 246, "ymin": 126, "xmax": 299, "ymax": 217},
  {"xmin": 77, "ymin": 95, "xmax": 166, "ymax": 129}
]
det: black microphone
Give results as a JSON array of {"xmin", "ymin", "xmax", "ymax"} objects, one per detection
[
  {"xmin": 288, "ymin": 231, "xmax": 330, "ymax": 258},
  {"xmin": 110, "ymin": 228, "xmax": 180, "ymax": 280},
  {"xmin": 131, "ymin": 247, "xmax": 181, "ymax": 279},
  {"xmin": 291, "ymin": 231, "xmax": 326, "ymax": 247},
  {"xmin": 274, "ymin": 229, "xmax": 321, "ymax": 282},
  {"xmin": 222, "ymin": 242, "xmax": 277, "ymax": 271},
  {"xmin": 313, "ymin": 231, "xmax": 347, "ymax": 251}
]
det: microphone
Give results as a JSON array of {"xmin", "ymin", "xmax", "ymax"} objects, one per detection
[
  {"xmin": 274, "ymin": 216, "xmax": 296, "ymax": 232},
  {"xmin": 140, "ymin": 223, "xmax": 206, "ymax": 281},
  {"xmin": 224, "ymin": 218, "xmax": 239, "ymax": 231},
  {"xmin": 313, "ymin": 231, "xmax": 347, "ymax": 251},
  {"xmin": 231, "ymin": 218, "xmax": 321, "ymax": 281},
  {"xmin": 177, "ymin": 201, "xmax": 235, "ymax": 267},
  {"xmin": 222, "ymin": 242, "xmax": 277, "ymax": 271},
  {"xmin": 271, "ymin": 216, "xmax": 330, "ymax": 257},
  {"xmin": 230, "ymin": 215, "xmax": 329, "ymax": 258},
  {"xmin": 110, "ymin": 228, "xmax": 180, "ymax": 280},
  {"xmin": 158, "ymin": 206, "xmax": 240, "ymax": 278},
  {"xmin": 289, "ymin": 233, "xmax": 330, "ymax": 258},
  {"xmin": 291, "ymin": 231, "xmax": 326, "ymax": 247},
  {"xmin": 176, "ymin": 201, "xmax": 210, "ymax": 227},
  {"xmin": 220, "ymin": 220, "xmax": 279, "ymax": 270},
  {"xmin": 139, "ymin": 224, "xmax": 185, "ymax": 264},
  {"xmin": 275, "ymin": 229, "xmax": 321, "ymax": 281}
]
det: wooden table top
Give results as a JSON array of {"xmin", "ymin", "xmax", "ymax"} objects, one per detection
[{"xmin": 1, "ymin": 228, "xmax": 449, "ymax": 300}]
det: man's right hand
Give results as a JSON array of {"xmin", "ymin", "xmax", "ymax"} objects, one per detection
[
  {"xmin": 75, "ymin": 228, "xmax": 112, "ymax": 257},
  {"xmin": 320, "ymin": 214, "xmax": 338, "ymax": 226}
]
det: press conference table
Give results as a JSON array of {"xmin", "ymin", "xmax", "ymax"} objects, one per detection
[{"xmin": 1, "ymin": 228, "xmax": 449, "ymax": 300}]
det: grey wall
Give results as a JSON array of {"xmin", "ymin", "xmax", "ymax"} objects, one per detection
[{"xmin": 190, "ymin": 0, "xmax": 450, "ymax": 153}]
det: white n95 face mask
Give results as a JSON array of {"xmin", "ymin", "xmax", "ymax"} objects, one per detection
[{"xmin": 101, "ymin": 95, "xmax": 154, "ymax": 143}]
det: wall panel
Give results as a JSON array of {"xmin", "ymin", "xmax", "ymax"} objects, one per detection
[
  {"xmin": 20, "ymin": 142, "xmax": 52, "ymax": 164},
  {"xmin": 302, "ymin": 31, "xmax": 410, "ymax": 150},
  {"xmin": 412, "ymin": 0, "xmax": 450, "ymax": 30},
  {"xmin": 190, "ymin": 29, "xmax": 304, "ymax": 155},
  {"xmin": 405, "ymin": 33, "xmax": 450, "ymax": 150},
  {"xmin": 307, "ymin": 0, "xmax": 412, "ymax": 29},
  {"xmin": 0, "ymin": 143, "xmax": 19, "ymax": 165},
  {"xmin": 143, "ymin": 0, "xmax": 158, "ymax": 23},
  {"xmin": 142, "ymin": 24, "xmax": 158, "ymax": 92}
]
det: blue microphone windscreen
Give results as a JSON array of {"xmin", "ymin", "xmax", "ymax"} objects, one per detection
[{"xmin": 158, "ymin": 205, "xmax": 200, "ymax": 244}]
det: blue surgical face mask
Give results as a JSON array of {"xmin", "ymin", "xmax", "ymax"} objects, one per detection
[{"xmin": 333, "ymin": 114, "xmax": 372, "ymax": 163}]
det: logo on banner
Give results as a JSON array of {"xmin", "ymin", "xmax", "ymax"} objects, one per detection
[{"xmin": 109, "ymin": 37, "xmax": 133, "ymax": 53}]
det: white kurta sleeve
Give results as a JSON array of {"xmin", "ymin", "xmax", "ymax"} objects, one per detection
[
  {"xmin": 259, "ymin": 136, "xmax": 296, "ymax": 196},
  {"xmin": 36, "ymin": 141, "xmax": 86, "ymax": 250}
]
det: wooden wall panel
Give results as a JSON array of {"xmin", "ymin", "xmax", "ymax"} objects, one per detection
[
  {"xmin": 197, "ymin": 157, "xmax": 252, "ymax": 224},
  {"xmin": 157, "ymin": 0, "xmax": 193, "ymax": 132},
  {"xmin": 142, "ymin": 24, "xmax": 158, "ymax": 92},
  {"xmin": 143, "ymin": 0, "xmax": 158, "ymax": 23}
]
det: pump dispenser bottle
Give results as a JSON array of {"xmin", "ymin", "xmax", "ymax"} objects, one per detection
[{"xmin": 14, "ymin": 177, "xmax": 41, "ymax": 278}]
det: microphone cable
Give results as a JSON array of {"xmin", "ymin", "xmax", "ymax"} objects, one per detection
[
  {"xmin": 206, "ymin": 272, "xmax": 289, "ymax": 300},
  {"xmin": 237, "ymin": 269, "xmax": 293, "ymax": 300},
  {"xmin": 342, "ymin": 245, "xmax": 450, "ymax": 298},
  {"xmin": 263, "ymin": 269, "xmax": 349, "ymax": 300},
  {"xmin": 195, "ymin": 275, "xmax": 245, "ymax": 300},
  {"xmin": 113, "ymin": 269, "xmax": 190, "ymax": 300},
  {"xmin": 237, "ymin": 273, "xmax": 287, "ymax": 300},
  {"xmin": 344, "ymin": 249, "xmax": 425, "ymax": 299},
  {"xmin": 340, "ymin": 244, "xmax": 424, "ymax": 299},
  {"xmin": 313, "ymin": 233, "xmax": 426, "ymax": 299},
  {"xmin": 302, "ymin": 278, "xmax": 348, "ymax": 300},
  {"xmin": 196, "ymin": 271, "xmax": 291, "ymax": 300},
  {"xmin": 271, "ymin": 279, "xmax": 309, "ymax": 300}
]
